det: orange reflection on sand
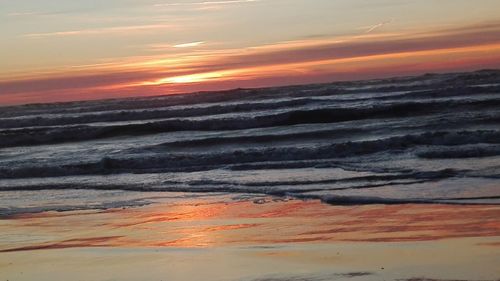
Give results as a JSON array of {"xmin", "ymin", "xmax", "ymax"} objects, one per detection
[
  {"xmin": 0, "ymin": 236, "xmax": 127, "ymax": 253},
  {"xmin": 153, "ymin": 223, "xmax": 262, "ymax": 247},
  {"xmin": 1, "ymin": 198, "xmax": 500, "ymax": 252}
]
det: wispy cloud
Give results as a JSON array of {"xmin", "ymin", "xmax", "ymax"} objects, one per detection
[
  {"xmin": 364, "ymin": 19, "xmax": 394, "ymax": 33},
  {"xmin": 145, "ymin": 41, "xmax": 209, "ymax": 52},
  {"xmin": 7, "ymin": 12, "xmax": 41, "ymax": 17},
  {"xmin": 154, "ymin": 0, "xmax": 260, "ymax": 7},
  {"xmin": 23, "ymin": 24, "xmax": 173, "ymax": 38},
  {"xmin": 173, "ymin": 41, "xmax": 205, "ymax": 48}
]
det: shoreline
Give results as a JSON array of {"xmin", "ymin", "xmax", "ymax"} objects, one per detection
[{"xmin": 1, "ymin": 194, "xmax": 499, "ymax": 281}]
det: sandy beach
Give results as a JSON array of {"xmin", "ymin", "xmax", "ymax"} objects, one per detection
[{"xmin": 1, "ymin": 194, "xmax": 499, "ymax": 281}]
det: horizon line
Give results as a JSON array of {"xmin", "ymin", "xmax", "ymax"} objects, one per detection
[{"xmin": 1, "ymin": 67, "xmax": 497, "ymax": 108}]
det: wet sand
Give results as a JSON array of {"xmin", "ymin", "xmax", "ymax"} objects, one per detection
[{"xmin": 1, "ymin": 195, "xmax": 500, "ymax": 281}]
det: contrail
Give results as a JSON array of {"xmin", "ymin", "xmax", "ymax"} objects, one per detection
[{"xmin": 365, "ymin": 19, "xmax": 394, "ymax": 33}]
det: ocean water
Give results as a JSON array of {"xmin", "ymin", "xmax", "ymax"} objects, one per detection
[{"xmin": 1, "ymin": 70, "xmax": 499, "ymax": 215}]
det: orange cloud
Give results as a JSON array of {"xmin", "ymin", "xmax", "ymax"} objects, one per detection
[
  {"xmin": 173, "ymin": 41, "xmax": 205, "ymax": 48},
  {"xmin": 1, "ymin": 21, "xmax": 500, "ymax": 105}
]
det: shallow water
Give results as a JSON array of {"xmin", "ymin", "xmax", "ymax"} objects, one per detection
[{"xmin": 1, "ymin": 196, "xmax": 499, "ymax": 281}]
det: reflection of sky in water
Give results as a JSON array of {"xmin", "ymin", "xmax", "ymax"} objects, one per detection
[
  {"xmin": 2, "ymin": 196, "xmax": 499, "ymax": 251},
  {"xmin": 0, "ymin": 196, "xmax": 499, "ymax": 281}
]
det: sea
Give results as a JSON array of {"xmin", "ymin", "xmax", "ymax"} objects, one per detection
[{"xmin": 1, "ymin": 69, "xmax": 499, "ymax": 216}]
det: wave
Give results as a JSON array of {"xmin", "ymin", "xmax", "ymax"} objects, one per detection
[
  {"xmin": 1, "ymin": 98, "xmax": 499, "ymax": 148},
  {"xmin": 0, "ymin": 97, "xmax": 323, "ymax": 129},
  {"xmin": 1, "ymin": 171, "xmax": 498, "ymax": 209},
  {"xmin": 2, "ymin": 84, "xmax": 499, "ymax": 129},
  {"xmin": 0, "ymin": 198, "xmax": 152, "ymax": 217},
  {"xmin": 307, "ymin": 195, "xmax": 500, "ymax": 205},
  {"xmin": 417, "ymin": 145, "xmax": 500, "ymax": 159},
  {"xmin": 1, "ymin": 130, "xmax": 498, "ymax": 179}
]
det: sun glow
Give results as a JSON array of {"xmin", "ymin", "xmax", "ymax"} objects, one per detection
[{"xmin": 141, "ymin": 71, "xmax": 230, "ymax": 85}]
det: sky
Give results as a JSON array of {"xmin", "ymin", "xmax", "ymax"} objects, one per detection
[{"xmin": 1, "ymin": 0, "xmax": 500, "ymax": 105}]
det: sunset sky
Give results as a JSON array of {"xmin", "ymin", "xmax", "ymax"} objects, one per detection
[{"xmin": 1, "ymin": 0, "xmax": 500, "ymax": 105}]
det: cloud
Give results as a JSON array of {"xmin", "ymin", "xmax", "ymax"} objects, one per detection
[
  {"xmin": 23, "ymin": 24, "xmax": 173, "ymax": 38},
  {"xmin": 2, "ymin": 21, "xmax": 500, "ymax": 105},
  {"xmin": 363, "ymin": 19, "xmax": 394, "ymax": 33},
  {"xmin": 173, "ymin": 41, "xmax": 205, "ymax": 48},
  {"xmin": 165, "ymin": 24, "xmax": 500, "ymax": 74},
  {"xmin": 7, "ymin": 12, "xmax": 41, "ymax": 17},
  {"xmin": 154, "ymin": 0, "xmax": 260, "ymax": 7}
]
